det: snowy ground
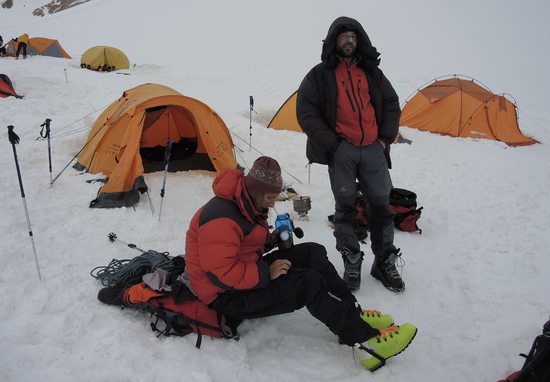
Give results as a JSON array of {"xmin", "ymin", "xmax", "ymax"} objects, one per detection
[{"xmin": 1, "ymin": 1, "xmax": 550, "ymax": 381}]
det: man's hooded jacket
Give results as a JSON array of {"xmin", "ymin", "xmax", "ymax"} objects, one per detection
[{"xmin": 296, "ymin": 16, "xmax": 400, "ymax": 166}]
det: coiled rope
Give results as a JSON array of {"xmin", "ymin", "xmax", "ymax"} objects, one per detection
[{"xmin": 90, "ymin": 250, "xmax": 175, "ymax": 287}]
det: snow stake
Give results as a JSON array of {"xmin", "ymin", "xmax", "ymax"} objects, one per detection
[
  {"xmin": 7, "ymin": 125, "xmax": 43, "ymax": 281},
  {"xmin": 39, "ymin": 118, "xmax": 53, "ymax": 187},
  {"xmin": 158, "ymin": 139, "xmax": 173, "ymax": 222},
  {"xmin": 249, "ymin": 95, "xmax": 254, "ymax": 150}
]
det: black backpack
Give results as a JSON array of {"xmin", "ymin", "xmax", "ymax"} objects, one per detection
[
  {"xmin": 327, "ymin": 186, "xmax": 423, "ymax": 237},
  {"xmin": 498, "ymin": 318, "xmax": 550, "ymax": 382},
  {"xmin": 389, "ymin": 188, "xmax": 423, "ymax": 234}
]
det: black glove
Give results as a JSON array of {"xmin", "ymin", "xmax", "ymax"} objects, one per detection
[{"xmin": 264, "ymin": 229, "xmax": 279, "ymax": 252}]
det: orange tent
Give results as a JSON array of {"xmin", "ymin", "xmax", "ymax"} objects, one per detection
[
  {"xmin": 4, "ymin": 37, "xmax": 71, "ymax": 59},
  {"xmin": 0, "ymin": 74, "xmax": 21, "ymax": 98},
  {"xmin": 400, "ymin": 76, "xmax": 537, "ymax": 146},
  {"xmin": 75, "ymin": 83, "xmax": 238, "ymax": 208}
]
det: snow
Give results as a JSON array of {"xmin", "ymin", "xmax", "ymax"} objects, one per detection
[{"xmin": 1, "ymin": 1, "xmax": 550, "ymax": 381}]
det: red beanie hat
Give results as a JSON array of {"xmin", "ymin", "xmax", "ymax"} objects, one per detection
[{"xmin": 244, "ymin": 156, "xmax": 283, "ymax": 199}]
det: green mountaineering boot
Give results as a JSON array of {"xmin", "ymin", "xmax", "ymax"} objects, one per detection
[
  {"xmin": 360, "ymin": 310, "xmax": 394, "ymax": 330},
  {"xmin": 356, "ymin": 323, "xmax": 417, "ymax": 372}
]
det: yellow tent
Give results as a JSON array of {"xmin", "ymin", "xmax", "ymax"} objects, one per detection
[
  {"xmin": 75, "ymin": 83, "xmax": 237, "ymax": 208},
  {"xmin": 81, "ymin": 46, "xmax": 129, "ymax": 71},
  {"xmin": 267, "ymin": 91, "xmax": 303, "ymax": 133},
  {"xmin": 268, "ymin": 90, "xmax": 404, "ymax": 143},
  {"xmin": 400, "ymin": 76, "xmax": 537, "ymax": 146}
]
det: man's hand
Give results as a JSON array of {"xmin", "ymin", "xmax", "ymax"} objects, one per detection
[
  {"xmin": 269, "ymin": 259, "xmax": 292, "ymax": 280},
  {"xmin": 264, "ymin": 229, "xmax": 279, "ymax": 251}
]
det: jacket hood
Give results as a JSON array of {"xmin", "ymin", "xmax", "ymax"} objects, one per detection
[
  {"xmin": 212, "ymin": 169, "xmax": 264, "ymax": 223},
  {"xmin": 212, "ymin": 169, "xmax": 245, "ymax": 200},
  {"xmin": 321, "ymin": 16, "xmax": 380, "ymax": 67}
]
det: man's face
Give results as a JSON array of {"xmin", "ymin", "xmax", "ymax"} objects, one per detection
[
  {"xmin": 335, "ymin": 31, "xmax": 357, "ymax": 58},
  {"xmin": 253, "ymin": 193, "xmax": 279, "ymax": 211}
]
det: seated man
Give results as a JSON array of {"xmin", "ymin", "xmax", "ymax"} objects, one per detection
[{"xmin": 184, "ymin": 156, "xmax": 417, "ymax": 371}]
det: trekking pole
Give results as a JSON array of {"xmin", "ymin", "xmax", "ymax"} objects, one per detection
[
  {"xmin": 39, "ymin": 118, "xmax": 53, "ymax": 187},
  {"xmin": 63, "ymin": 69, "xmax": 68, "ymax": 84},
  {"xmin": 249, "ymin": 95, "xmax": 254, "ymax": 150},
  {"xmin": 108, "ymin": 232, "xmax": 145, "ymax": 254},
  {"xmin": 158, "ymin": 139, "xmax": 173, "ymax": 222},
  {"xmin": 7, "ymin": 125, "xmax": 43, "ymax": 281}
]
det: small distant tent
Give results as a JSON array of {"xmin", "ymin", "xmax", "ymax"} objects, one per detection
[
  {"xmin": 81, "ymin": 46, "xmax": 129, "ymax": 71},
  {"xmin": 400, "ymin": 76, "xmax": 538, "ymax": 146},
  {"xmin": 0, "ymin": 74, "xmax": 22, "ymax": 98},
  {"xmin": 268, "ymin": 90, "xmax": 405, "ymax": 143},
  {"xmin": 75, "ymin": 83, "xmax": 238, "ymax": 208},
  {"xmin": 4, "ymin": 37, "xmax": 71, "ymax": 59}
]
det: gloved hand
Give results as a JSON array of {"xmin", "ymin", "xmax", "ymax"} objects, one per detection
[{"xmin": 264, "ymin": 229, "xmax": 280, "ymax": 252}]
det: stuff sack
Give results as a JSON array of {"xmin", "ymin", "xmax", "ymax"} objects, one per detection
[
  {"xmin": 498, "ymin": 318, "xmax": 550, "ymax": 382},
  {"xmin": 389, "ymin": 188, "xmax": 423, "ymax": 234}
]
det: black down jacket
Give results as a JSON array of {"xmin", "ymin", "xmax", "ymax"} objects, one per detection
[{"xmin": 296, "ymin": 16, "xmax": 400, "ymax": 167}]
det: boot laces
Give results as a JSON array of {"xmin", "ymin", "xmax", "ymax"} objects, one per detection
[
  {"xmin": 385, "ymin": 249, "xmax": 405, "ymax": 280},
  {"xmin": 362, "ymin": 309, "xmax": 382, "ymax": 317},
  {"xmin": 377, "ymin": 325, "xmax": 399, "ymax": 342}
]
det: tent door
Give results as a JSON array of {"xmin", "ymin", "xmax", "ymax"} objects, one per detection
[{"xmin": 139, "ymin": 106, "xmax": 215, "ymax": 173}]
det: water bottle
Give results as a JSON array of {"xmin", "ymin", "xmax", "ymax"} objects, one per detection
[{"xmin": 275, "ymin": 213, "xmax": 294, "ymax": 250}]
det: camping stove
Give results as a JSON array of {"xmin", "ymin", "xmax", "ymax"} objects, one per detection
[{"xmin": 292, "ymin": 196, "xmax": 311, "ymax": 220}]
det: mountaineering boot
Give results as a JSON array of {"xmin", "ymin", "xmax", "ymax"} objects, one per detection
[
  {"xmin": 339, "ymin": 247, "xmax": 364, "ymax": 291},
  {"xmin": 371, "ymin": 247, "xmax": 405, "ymax": 292},
  {"xmin": 356, "ymin": 323, "xmax": 417, "ymax": 371},
  {"xmin": 360, "ymin": 310, "xmax": 394, "ymax": 330}
]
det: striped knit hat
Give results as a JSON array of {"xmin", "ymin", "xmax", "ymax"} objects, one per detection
[{"xmin": 244, "ymin": 156, "xmax": 283, "ymax": 199}]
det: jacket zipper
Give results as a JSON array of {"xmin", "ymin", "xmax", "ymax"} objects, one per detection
[
  {"xmin": 347, "ymin": 66, "xmax": 365, "ymax": 145},
  {"xmin": 358, "ymin": 79, "xmax": 364, "ymax": 109},
  {"xmin": 342, "ymin": 81, "xmax": 355, "ymax": 112}
]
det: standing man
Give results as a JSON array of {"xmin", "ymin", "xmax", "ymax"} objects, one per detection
[
  {"xmin": 184, "ymin": 156, "xmax": 416, "ymax": 371},
  {"xmin": 297, "ymin": 17, "xmax": 404, "ymax": 292},
  {"xmin": 0, "ymin": 35, "xmax": 6, "ymax": 57},
  {"xmin": 15, "ymin": 33, "xmax": 31, "ymax": 59}
]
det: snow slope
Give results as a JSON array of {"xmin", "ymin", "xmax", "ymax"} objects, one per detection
[{"xmin": 1, "ymin": 1, "xmax": 550, "ymax": 381}]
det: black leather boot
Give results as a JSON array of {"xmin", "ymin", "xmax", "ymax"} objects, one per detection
[
  {"xmin": 371, "ymin": 247, "xmax": 405, "ymax": 292},
  {"xmin": 339, "ymin": 247, "xmax": 364, "ymax": 291}
]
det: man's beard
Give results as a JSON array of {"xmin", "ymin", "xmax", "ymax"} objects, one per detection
[{"xmin": 336, "ymin": 45, "xmax": 355, "ymax": 58}]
